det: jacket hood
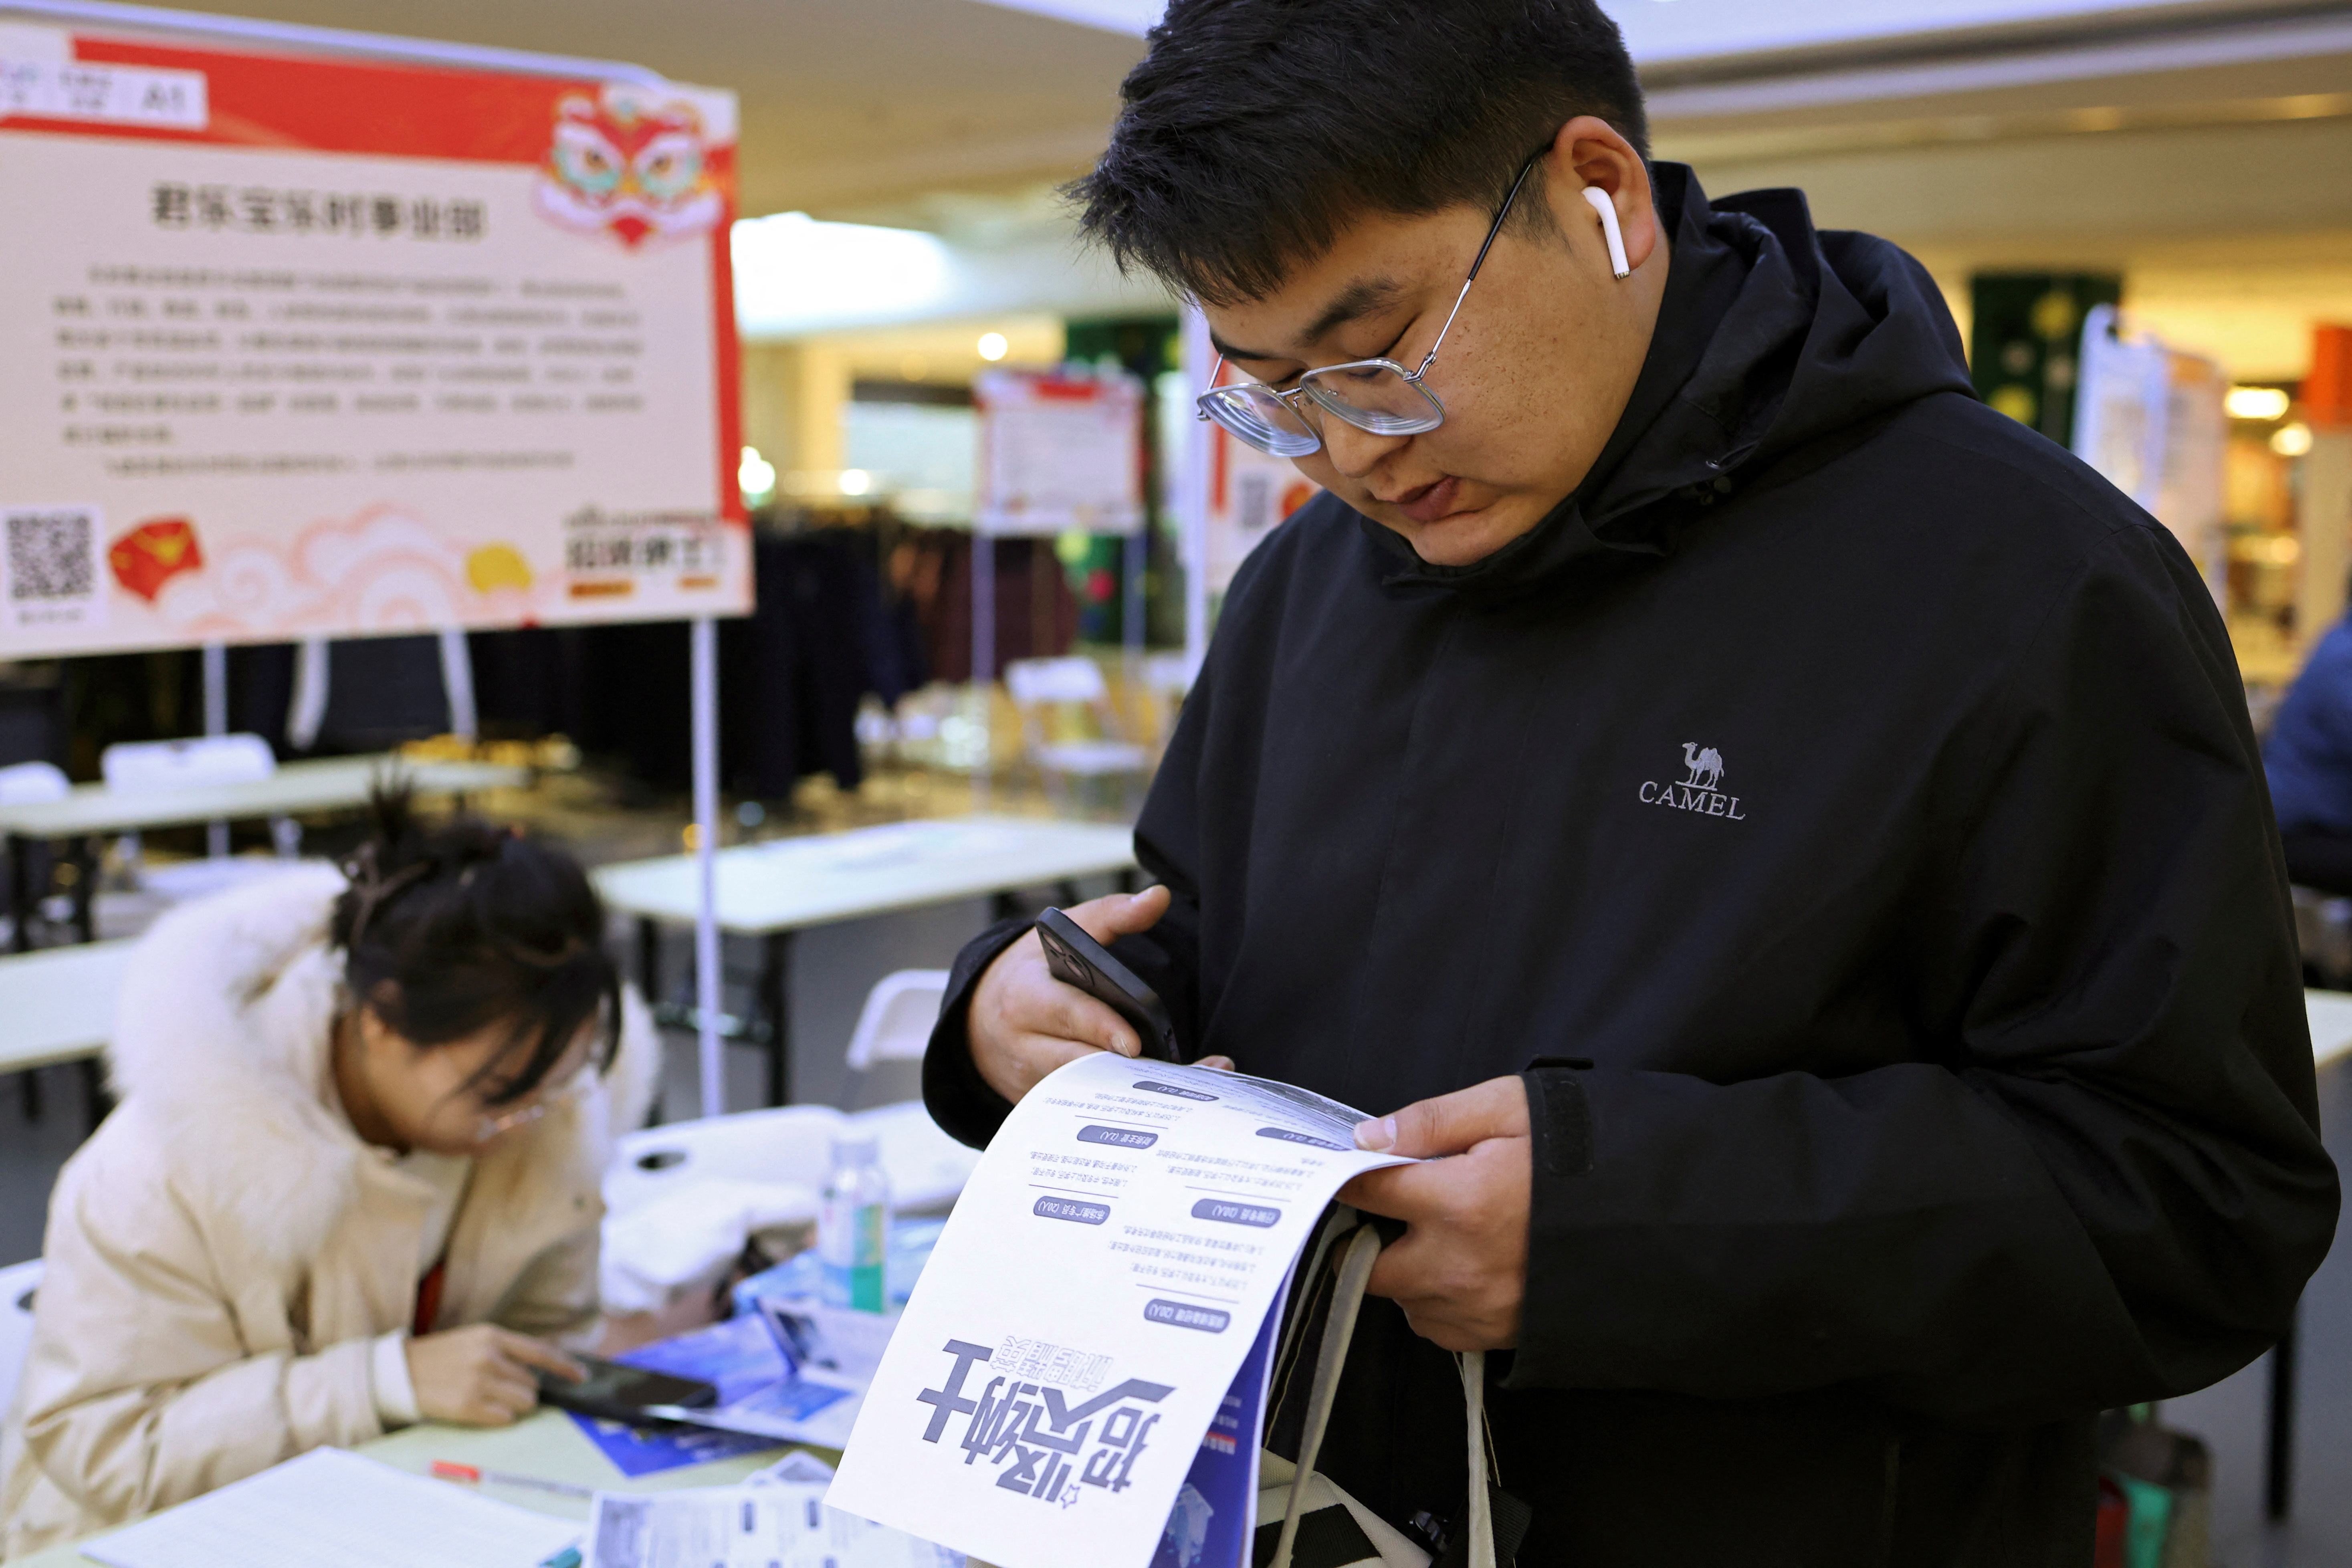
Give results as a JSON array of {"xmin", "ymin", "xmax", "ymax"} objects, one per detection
[
  {"xmin": 105, "ymin": 864, "xmax": 660, "ymax": 1267},
  {"xmin": 1369, "ymin": 161, "xmax": 1975, "ymax": 600}
]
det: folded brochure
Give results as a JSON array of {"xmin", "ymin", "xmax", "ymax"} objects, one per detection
[{"xmin": 826, "ymin": 1052, "xmax": 1413, "ymax": 1568}]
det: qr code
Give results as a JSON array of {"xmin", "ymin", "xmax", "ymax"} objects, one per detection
[{"xmin": 6, "ymin": 509, "xmax": 98, "ymax": 603}]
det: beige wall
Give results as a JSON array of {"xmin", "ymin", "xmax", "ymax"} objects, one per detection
[{"xmin": 740, "ymin": 317, "xmax": 1065, "ymax": 486}]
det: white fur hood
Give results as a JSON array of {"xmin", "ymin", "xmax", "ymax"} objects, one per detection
[{"xmin": 103, "ymin": 862, "xmax": 660, "ymax": 1267}]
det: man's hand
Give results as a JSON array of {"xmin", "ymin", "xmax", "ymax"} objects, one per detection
[
  {"xmin": 406, "ymin": 1324, "xmax": 584, "ymax": 1427},
  {"xmin": 1337, "ymin": 1075, "xmax": 1532, "ymax": 1352},
  {"xmin": 968, "ymin": 887, "xmax": 1230, "ymax": 1103}
]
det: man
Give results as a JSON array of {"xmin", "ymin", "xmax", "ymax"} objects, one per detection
[{"xmin": 924, "ymin": 2, "xmax": 2338, "ymax": 1562}]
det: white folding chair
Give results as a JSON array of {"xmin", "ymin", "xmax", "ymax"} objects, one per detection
[
  {"xmin": 841, "ymin": 970, "xmax": 977, "ymax": 1209},
  {"xmin": 843, "ymin": 969, "xmax": 951, "ymax": 1078},
  {"xmin": 1004, "ymin": 656, "xmax": 1149, "ymax": 813},
  {"xmin": 604, "ymin": 1104, "xmax": 844, "ymax": 1218},
  {"xmin": 0, "ymin": 1257, "xmax": 43, "ymax": 1423}
]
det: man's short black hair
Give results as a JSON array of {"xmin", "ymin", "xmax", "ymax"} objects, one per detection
[{"xmin": 1071, "ymin": 0, "xmax": 1648, "ymax": 307}]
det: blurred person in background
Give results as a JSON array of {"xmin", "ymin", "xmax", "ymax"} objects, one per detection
[
  {"xmin": 927, "ymin": 1, "xmax": 2337, "ymax": 1564},
  {"xmin": 2265, "ymin": 611, "xmax": 2352, "ymax": 894},
  {"xmin": 0, "ymin": 788, "xmax": 656, "ymax": 1558}
]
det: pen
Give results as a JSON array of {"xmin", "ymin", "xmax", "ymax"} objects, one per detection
[{"xmin": 430, "ymin": 1459, "xmax": 596, "ymax": 1499}]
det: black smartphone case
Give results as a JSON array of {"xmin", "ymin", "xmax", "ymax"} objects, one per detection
[
  {"xmin": 1036, "ymin": 907, "xmax": 1179, "ymax": 1062},
  {"xmin": 536, "ymin": 1357, "xmax": 719, "ymax": 1425}
]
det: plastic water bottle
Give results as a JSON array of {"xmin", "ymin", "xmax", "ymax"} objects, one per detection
[{"xmin": 819, "ymin": 1134, "xmax": 891, "ymax": 1313}]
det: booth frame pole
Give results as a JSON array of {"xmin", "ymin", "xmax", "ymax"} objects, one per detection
[
  {"xmin": 971, "ymin": 531, "xmax": 994, "ymax": 807},
  {"xmin": 200, "ymin": 639, "xmax": 227, "ymax": 858},
  {"xmin": 690, "ymin": 615, "xmax": 725, "ymax": 1118},
  {"xmin": 1179, "ymin": 307, "xmax": 1213, "ymax": 683}
]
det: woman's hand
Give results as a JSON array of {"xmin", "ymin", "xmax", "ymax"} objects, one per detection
[
  {"xmin": 967, "ymin": 888, "xmax": 1230, "ymax": 1103},
  {"xmin": 406, "ymin": 1324, "xmax": 584, "ymax": 1427}
]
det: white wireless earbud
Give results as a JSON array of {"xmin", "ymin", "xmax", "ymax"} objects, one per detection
[{"xmin": 1582, "ymin": 186, "xmax": 1631, "ymax": 280}]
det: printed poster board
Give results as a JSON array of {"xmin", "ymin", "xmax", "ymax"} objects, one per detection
[
  {"xmin": 1204, "ymin": 422, "xmax": 1320, "ymax": 595},
  {"xmin": 0, "ymin": 17, "xmax": 746, "ymax": 657},
  {"xmin": 2073, "ymin": 303, "xmax": 2226, "ymax": 591},
  {"xmin": 975, "ymin": 368, "xmax": 1144, "ymax": 537}
]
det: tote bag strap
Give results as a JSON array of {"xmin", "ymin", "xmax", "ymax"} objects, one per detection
[{"xmin": 1271, "ymin": 1224, "xmax": 1496, "ymax": 1568}]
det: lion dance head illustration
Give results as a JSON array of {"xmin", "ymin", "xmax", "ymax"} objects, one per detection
[{"xmin": 533, "ymin": 84, "xmax": 723, "ymax": 249}]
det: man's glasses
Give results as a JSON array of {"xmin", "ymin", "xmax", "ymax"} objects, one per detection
[{"xmin": 1195, "ymin": 151, "xmax": 1542, "ymax": 459}]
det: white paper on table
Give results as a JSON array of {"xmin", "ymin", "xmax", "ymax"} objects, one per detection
[
  {"xmin": 85, "ymin": 1447, "xmax": 581, "ymax": 1568},
  {"xmin": 825, "ymin": 1053, "xmax": 1411, "ymax": 1568},
  {"xmin": 585, "ymin": 1480, "xmax": 960, "ymax": 1568}
]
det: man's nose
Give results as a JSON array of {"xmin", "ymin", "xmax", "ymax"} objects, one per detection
[{"xmin": 1316, "ymin": 415, "xmax": 1408, "ymax": 480}]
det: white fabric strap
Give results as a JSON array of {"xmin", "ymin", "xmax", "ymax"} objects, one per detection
[
  {"xmin": 1273, "ymin": 1225, "xmax": 1383, "ymax": 1568},
  {"xmin": 1272, "ymin": 1223, "xmax": 1499, "ymax": 1568},
  {"xmin": 1461, "ymin": 1350, "xmax": 1493, "ymax": 1568}
]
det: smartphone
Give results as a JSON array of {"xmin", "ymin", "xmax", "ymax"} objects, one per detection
[
  {"xmin": 534, "ymin": 1353, "xmax": 719, "ymax": 1424},
  {"xmin": 1036, "ymin": 906, "xmax": 1179, "ymax": 1063}
]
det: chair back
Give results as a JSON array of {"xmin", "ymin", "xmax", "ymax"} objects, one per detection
[
  {"xmin": 605, "ymin": 1105, "xmax": 845, "ymax": 1217},
  {"xmin": 100, "ymin": 734, "xmax": 275, "ymax": 792},
  {"xmin": 0, "ymin": 761, "xmax": 67, "ymax": 805},
  {"xmin": 844, "ymin": 970, "xmax": 951, "ymax": 1074},
  {"xmin": 1005, "ymin": 656, "xmax": 1108, "ymax": 706},
  {"xmin": 0, "ymin": 1258, "xmax": 43, "ymax": 1423}
]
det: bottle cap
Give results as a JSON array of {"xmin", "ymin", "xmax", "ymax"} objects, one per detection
[{"xmin": 831, "ymin": 1134, "xmax": 880, "ymax": 1165}]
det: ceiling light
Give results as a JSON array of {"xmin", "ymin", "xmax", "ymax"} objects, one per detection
[
  {"xmin": 839, "ymin": 468, "xmax": 873, "ymax": 496},
  {"xmin": 977, "ymin": 332, "xmax": 1009, "ymax": 361},
  {"xmin": 2226, "ymin": 386, "xmax": 2291, "ymax": 421},
  {"xmin": 2273, "ymin": 423, "xmax": 2314, "ymax": 458},
  {"xmin": 737, "ymin": 445, "xmax": 776, "ymax": 499}
]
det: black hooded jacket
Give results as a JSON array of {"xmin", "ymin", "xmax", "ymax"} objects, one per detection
[{"xmin": 924, "ymin": 165, "xmax": 2338, "ymax": 1565}]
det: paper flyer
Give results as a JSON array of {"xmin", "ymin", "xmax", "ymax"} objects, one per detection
[{"xmin": 825, "ymin": 1053, "xmax": 1409, "ymax": 1568}]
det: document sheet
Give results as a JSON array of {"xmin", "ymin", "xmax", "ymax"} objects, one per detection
[
  {"xmin": 85, "ymin": 1446, "xmax": 581, "ymax": 1568},
  {"xmin": 826, "ymin": 1052, "xmax": 1410, "ymax": 1568},
  {"xmin": 586, "ymin": 1475, "xmax": 957, "ymax": 1568}
]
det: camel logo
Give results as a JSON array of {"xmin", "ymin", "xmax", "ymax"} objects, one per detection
[{"xmin": 1639, "ymin": 742, "xmax": 1747, "ymax": 821}]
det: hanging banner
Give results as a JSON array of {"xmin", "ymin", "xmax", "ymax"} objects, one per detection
[
  {"xmin": 974, "ymin": 368, "xmax": 1143, "ymax": 537},
  {"xmin": 2073, "ymin": 305, "xmax": 2225, "ymax": 592},
  {"xmin": 0, "ymin": 17, "xmax": 745, "ymax": 656}
]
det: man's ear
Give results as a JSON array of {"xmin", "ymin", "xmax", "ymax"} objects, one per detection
[{"xmin": 1544, "ymin": 115, "xmax": 1661, "ymax": 276}]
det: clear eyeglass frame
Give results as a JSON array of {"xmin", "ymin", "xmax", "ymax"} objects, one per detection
[
  {"xmin": 1194, "ymin": 150, "xmax": 1544, "ymax": 458},
  {"xmin": 466, "ymin": 1063, "xmax": 596, "ymax": 1144}
]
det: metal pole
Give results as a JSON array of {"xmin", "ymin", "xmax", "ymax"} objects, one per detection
[
  {"xmin": 201, "ymin": 640, "xmax": 228, "ymax": 859},
  {"xmin": 972, "ymin": 531, "xmax": 994, "ymax": 807},
  {"xmin": 1179, "ymin": 306, "xmax": 1213, "ymax": 684},
  {"xmin": 2267, "ymin": 1304, "xmax": 2299, "ymax": 1520},
  {"xmin": 690, "ymin": 616, "xmax": 725, "ymax": 1118}
]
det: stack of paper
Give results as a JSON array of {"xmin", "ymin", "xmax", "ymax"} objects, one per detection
[
  {"xmin": 826, "ymin": 1053, "xmax": 1412, "ymax": 1568},
  {"xmin": 86, "ymin": 1447, "xmax": 580, "ymax": 1568}
]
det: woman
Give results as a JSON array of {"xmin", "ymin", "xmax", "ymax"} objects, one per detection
[{"xmin": 0, "ymin": 790, "xmax": 657, "ymax": 1557}]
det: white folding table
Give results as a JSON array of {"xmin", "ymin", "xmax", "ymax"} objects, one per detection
[
  {"xmin": 593, "ymin": 816, "xmax": 1139, "ymax": 1105},
  {"xmin": 0, "ymin": 755, "xmax": 525, "ymax": 950},
  {"xmin": 0, "ymin": 939, "xmax": 133, "ymax": 1134}
]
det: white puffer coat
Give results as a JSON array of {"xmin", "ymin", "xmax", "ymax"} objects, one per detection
[{"xmin": 0, "ymin": 865, "xmax": 658, "ymax": 1558}]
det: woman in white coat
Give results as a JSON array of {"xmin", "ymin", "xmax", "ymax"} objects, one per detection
[{"xmin": 0, "ymin": 789, "xmax": 657, "ymax": 1558}]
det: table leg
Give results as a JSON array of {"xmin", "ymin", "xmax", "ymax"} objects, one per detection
[
  {"xmin": 8, "ymin": 833, "xmax": 30, "ymax": 954},
  {"xmin": 71, "ymin": 835, "xmax": 97, "ymax": 944},
  {"xmin": 1116, "ymin": 868, "xmax": 1137, "ymax": 895},
  {"xmin": 636, "ymin": 916, "xmax": 663, "ymax": 1005},
  {"xmin": 1055, "ymin": 880, "xmax": 1081, "ymax": 910},
  {"xmin": 79, "ymin": 1056, "xmax": 112, "ymax": 1136},
  {"xmin": 991, "ymin": 890, "xmax": 1022, "ymax": 923},
  {"xmin": 2267, "ymin": 1302, "xmax": 2299, "ymax": 1520},
  {"xmin": 17, "ymin": 1070, "xmax": 41, "ymax": 1124},
  {"xmin": 759, "ymin": 931, "xmax": 793, "ymax": 1107}
]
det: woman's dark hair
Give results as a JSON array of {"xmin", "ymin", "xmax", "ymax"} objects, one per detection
[
  {"xmin": 333, "ymin": 783, "xmax": 619, "ymax": 1105},
  {"xmin": 1070, "ymin": 0, "xmax": 1649, "ymax": 306}
]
